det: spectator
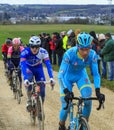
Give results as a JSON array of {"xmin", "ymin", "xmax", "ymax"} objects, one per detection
[
  {"xmin": 60, "ymin": 31, "xmax": 68, "ymax": 52},
  {"xmin": 100, "ymin": 33, "xmax": 114, "ymax": 81},
  {"xmin": 40, "ymin": 32, "xmax": 47, "ymax": 48},
  {"xmin": 75, "ymin": 29, "xmax": 81, "ymax": 39},
  {"xmin": 54, "ymin": 32, "xmax": 64, "ymax": 66},
  {"xmin": 89, "ymin": 31, "xmax": 99, "ymax": 53},
  {"xmin": 89, "ymin": 31, "xmax": 100, "ymax": 74},
  {"xmin": 51, "ymin": 32, "xmax": 57, "ymax": 65},
  {"xmin": 66, "ymin": 29, "xmax": 76, "ymax": 49},
  {"xmin": 98, "ymin": 34, "xmax": 107, "ymax": 79},
  {"xmin": 45, "ymin": 34, "xmax": 52, "ymax": 62}
]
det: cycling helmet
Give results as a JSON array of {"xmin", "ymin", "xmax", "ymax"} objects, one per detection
[
  {"xmin": 77, "ymin": 32, "xmax": 93, "ymax": 48},
  {"xmin": 12, "ymin": 38, "xmax": 21, "ymax": 45},
  {"xmin": 29, "ymin": 36, "xmax": 41, "ymax": 47},
  {"xmin": 6, "ymin": 39, "xmax": 12, "ymax": 44}
]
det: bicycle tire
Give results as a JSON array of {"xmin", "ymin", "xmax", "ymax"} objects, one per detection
[
  {"xmin": 30, "ymin": 106, "xmax": 36, "ymax": 125},
  {"xmin": 16, "ymin": 77, "xmax": 21, "ymax": 104},
  {"xmin": 16, "ymin": 89, "xmax": 21, "ymax": 104},
  {"xmin": 12, "ymin": 76, "xmax": 17, "ymax": 99},
  {"xmin": 37, "ymin": 95, "xmax": 44, "ymax": 130},
  {"xmin": 78, "ymin": 117, "xmax": 90, "ymax": 130},
  {"xmin": 30, "ymin": 97, "xmax": 36, "ymax": 126}
]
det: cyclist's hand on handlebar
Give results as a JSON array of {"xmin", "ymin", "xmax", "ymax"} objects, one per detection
[
  {"xmin": 50, "ymin": 78, "xmax": 55, "ymax": 89},
  {"xmin": 95, "ymin": 88, "xmax": 105, "ymax": 104},
  {"xmin": 24, "ymin": 79, "xmax": 30, "ymax": 87},
  {"xmin": 64, "ymin": 88, "xmax": 74, "ymax": 103}
]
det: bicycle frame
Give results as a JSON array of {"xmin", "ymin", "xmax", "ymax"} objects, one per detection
[
  {"xmin": 68, "ymin": 100, "xmax": 81, "ymax": 130},
  {"xmin": 29, "ymin": 80, "xmax": 50, "ymax": 130},
  {"xmin": 12, "ymin": 67, "xmax": 22, "ymax": 104},
  {"xmin": 66, "ymin": 97, "xmax": 104, "ymax": 130}
]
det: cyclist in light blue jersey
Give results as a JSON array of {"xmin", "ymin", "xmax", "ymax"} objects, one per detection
[
  {"xmin": 58, "ymin": 32, "xmax": 105, "ymax": 130},
  {"xmin": 20, "ymin": 36, "xmax": 55, "ymax": 112}
]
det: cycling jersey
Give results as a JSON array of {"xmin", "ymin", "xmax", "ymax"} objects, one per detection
[
  {"xmin": 20, "ymin": 47, "xmax": 53, "ymax": 80},
  {"xmin": 58, "ymin": 46, "xmax": 100, "ymax": 92},
  {"xmin": 2, "ymin": 43, "xmax": 12, "ymax": 53},
  {"xmin": 58, "ymin": 46, "xmax": 100, "ymax": 120},
  {"xmin": 2, "ymin": 43, "xmax": 12, "ymax": 61},
  {"xmin": 7, "ymin": 46, "xmax": 24, "ymax": 67}
]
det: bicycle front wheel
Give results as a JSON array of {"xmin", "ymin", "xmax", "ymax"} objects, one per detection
[
  {"xmin": 37, "ymin": 95, "xmax": 44, "ymax": 130},
  {"xmin": 16, "ymin": 89, "xmax": 21, "ymax": 104},
  {"xmin": 12, "ymin": 76, "xmax": 17, "ymax": 99},
  {"xmin": 16, "ymin": 77, "xmax": 21, "ymax": 104},
  {"xmin": 78, "ymin": 117, "xmax": 90, "ymax": 130}
]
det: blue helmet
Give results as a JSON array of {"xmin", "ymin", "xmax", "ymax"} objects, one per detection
[{"xmin": 77, "ymin": 32, "xmax": 93, "ymax": 48}]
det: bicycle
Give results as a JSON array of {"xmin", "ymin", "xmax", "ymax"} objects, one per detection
[
  {"xmin": 11, "ymin": 67, "xmax": 22, "ymax": 104},
  {"xmin": 64, "ymin": 96, "xmax": 104, "ymax": 130},
  {"xmin": 28, "ymin": 80, "xmax": 52, "ymax": 130}
]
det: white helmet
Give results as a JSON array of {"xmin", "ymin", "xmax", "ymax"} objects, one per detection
[{"xmin": 29, "ymin": 36, "xmax": 41, "ymax": 47}]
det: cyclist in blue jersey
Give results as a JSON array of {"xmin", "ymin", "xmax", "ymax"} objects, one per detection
[
  {"xmin": 20, "ymin": 36, "xmax": 55, "ymax": 112},
  {"xmin": 58, "ymin": 32, "xmax": 105, "ymax": 130}
]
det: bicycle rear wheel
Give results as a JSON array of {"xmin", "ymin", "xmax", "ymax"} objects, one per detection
[
  {"xmin": 37, "ymin": 95, "xmax": 44, "ymax": 130},
  {"xmin": 78, "ymin": 117, "xmax": 90, "ymax": 130}
]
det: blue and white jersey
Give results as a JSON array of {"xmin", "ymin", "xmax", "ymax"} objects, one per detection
[
  {"xmin": 20, "ymin": 47, "xmax": 53, "ymax": 80},
  {"xmin": 58, "ymin": 46, "xmax": 100, "ymax": 89}
]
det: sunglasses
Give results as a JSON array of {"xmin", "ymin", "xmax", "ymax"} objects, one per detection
[{"xmin": 30, "ymin": 45, "xmax": 39, "ymax": 49}]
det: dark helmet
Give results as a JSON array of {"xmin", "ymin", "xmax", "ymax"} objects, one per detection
[{"xmin": 5, "ymin": 39, "xmax": 12, "ymax": 44}]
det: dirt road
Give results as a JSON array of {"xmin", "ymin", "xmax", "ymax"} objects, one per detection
[{"xmin": 0, "ymin": 61, "xmax": 114, "ymax": 130}]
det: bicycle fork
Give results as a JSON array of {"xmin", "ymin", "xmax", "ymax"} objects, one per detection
[
  {"xmin": 69, "ymin": 102, "xmax": 76, "ymax": 130},
  {"xmin": 69, "ymin": 102, "xmax": 81, "ymax": 130}
]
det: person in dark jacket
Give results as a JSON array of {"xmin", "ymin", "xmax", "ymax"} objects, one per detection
[
  {"xmin": 101, "ymin": 33, "xmax": 114, "ymax": 81},
  {"xmin": 66, "ymin": 29, "xmax": 76, "ymax": 49},
  {"xmin": 89, "ymin": 31, "xmax": 100, "ymax": 75},
  {"xmin": 54, "ymin": 32, "xmax": 64, "ymax": 66}
]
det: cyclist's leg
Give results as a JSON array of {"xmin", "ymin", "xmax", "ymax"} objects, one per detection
[
  {"xmin": 25, "ymin": 68, "xmax": 33, "ymax": 111},
  {"xmin": 58, "ymin": 78, "xmax": 72, "ymax": 130},
  {"xmin": 34, "ymin": 67, "xmax": 46, "ymax": 103},
  {"xmin": 77, "ymin": 70, "xmax": 92, "ymax": 121},
  {"xmin": 8, "ymin": 64, "xmax": 14, "ymax": 88}
]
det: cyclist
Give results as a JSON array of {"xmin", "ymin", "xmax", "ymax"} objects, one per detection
[
  {"xmin": 7, "ymin": 38, "xmax": 24, "ymax": 96},
  {"xmin": 20, "ymin": 36, "xmax": 55, "ymax": 112},
  {"xmin": 58, "ymin": 32, "xmax": 105, "ymax": 130},
  {"xmin": 1, "ymin": 38, "xmax": 12, "ymax": 69}
]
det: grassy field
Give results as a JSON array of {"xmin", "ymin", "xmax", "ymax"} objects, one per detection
[
  {"xmin": 0, "ymin": 24, "xmax": 114, "ymax": 90},
  {"xmin": 0, "ymin": 24, "xmax": 113, "ymax": 43}
]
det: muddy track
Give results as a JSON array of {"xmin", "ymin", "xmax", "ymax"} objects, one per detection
[{"xmin": 0, "ymin": 61, "xmax": 114, "ymax": 130}]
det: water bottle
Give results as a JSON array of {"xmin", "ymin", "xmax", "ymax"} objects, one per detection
[{"xmin": 70, "ymin": 117, "xmax": 77, "ymax": 130}]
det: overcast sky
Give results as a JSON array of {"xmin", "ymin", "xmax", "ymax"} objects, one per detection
[{"xmin": 0, "ymin": 0, "xmax": 114, "ymax": 5}]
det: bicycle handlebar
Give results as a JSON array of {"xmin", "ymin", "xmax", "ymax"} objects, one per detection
[
  {"xmin": 29, "ymin": 81, "xmax": 50, "ymax": 85},
  {"xmin": 64, "ymin": 96, "xmax": 104, "ymax": 111},
  {"xmin": 11, "ymin": 67, "xmax": 21, "ymax": 71},
  {"xmin": 28, "ymin": 81, "xmax": 54, "ymax": 90}
]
